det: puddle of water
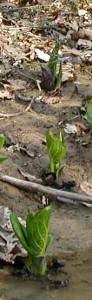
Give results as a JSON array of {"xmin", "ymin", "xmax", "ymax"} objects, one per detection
[
  {"xmin": 0, "ymin": 205, "xmax": 92, "ymax": 299},
  {"xmin": 0, "ymin": 253, "xmax": 92, "ymax": 300}
]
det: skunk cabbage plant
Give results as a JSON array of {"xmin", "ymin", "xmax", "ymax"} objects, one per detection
[
  {"xmin": 41, "ymin": 42, "xmax": 63, "ymax": 91},
  {"xmin": 48, "ymin": 41, "xmax": 59, "ymax": 81},
  {"xmin": 48, "ymin": 41, "xmax": 62, "ymax": 89},
  {"xmin": 10, "ymin": 205, "xmax": 52, "ymax": 275},
  {"xmin": 46, "ymin": 130, "xmax": 67, "ymax": 176}
]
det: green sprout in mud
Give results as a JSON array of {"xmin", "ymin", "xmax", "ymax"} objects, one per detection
[
  {"xmin": 10, "ymin": 205, "xmax": 52, "ymax": 276},
  {"xmin": 0, "ymin": 134, "xmax": 7, "ymax": 164},
  {"xmin": 46, "ymin": 130, "xmax": 67, "ymax": 177},
  {"xmin": 86, "ymin": 98, "xmax": 92, "ymax": 124},
  {"xmin": 48, "ymin": 41, "xmax": 63, "ymax": 90}
]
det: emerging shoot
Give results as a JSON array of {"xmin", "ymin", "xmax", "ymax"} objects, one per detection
[
  {"xmin": 0, "ymin": 134, "xmax": 7, "ymax": 163},
  {"xmin": 10, "ymin": 206, "xmax": 52, "ymax": 275},
  {"xmin": 46, "ymin": 130, "xmax": 67, "ymax": 176}
]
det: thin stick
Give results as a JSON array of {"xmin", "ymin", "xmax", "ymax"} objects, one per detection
[
  {"xmin": 0, "ymin": 102, "xmax": 32, "ymax": 120},
  {"xmin": 0, "ymin": 173, "xmax": 92, "ymax": 204}
]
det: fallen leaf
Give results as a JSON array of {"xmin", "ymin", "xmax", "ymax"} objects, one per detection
[
  {"xmin": 78, "ymin": 9, "xmax": 87, "ymax": 16},
  {"xmin": 35, "ymin": 48, "xmax": 50, "ymax": 62},
  {"xmin": 7, "ymin": 79, "xmax": 26, "ymax": 91},
  {"xmin": 64, "ymin": 123, "xmax": 77, "ymax": 134},
  {"xmin": 80, "ymin": 181, "xmax": 92, "ymax": 196},
  {"xmin": 0, "ymin": 90, "xmax": 11, "ymax": 99},
  {"xmin": 62, "ymin": 64, "xmax": 75, "ymax": 82},
  {"xmin": 0, "ymin": 206, "xmax": 27, "ymax": 263},
  {"xmin": 62, "ymin": 45, "xmax": 82, "ymax": 56},
  {"xmin": 71, "ymin": 21, "xmax": 79, "ymax": 32},
  {"xmin": 77, "ymin": 39, "xmax": 92, "ymax": 50},
  {"xmin": 84, "ymin": 29, "xmax": 92, "ymax": 41},
  {"xmin": 82, "ymin": 203, "xmax": 92, "ymax": 208}
]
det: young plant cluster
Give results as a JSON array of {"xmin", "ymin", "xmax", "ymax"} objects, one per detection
[
  {"xmin": 10, "ymin": 206, "xmax": 52, "ymax": 275},
  {"xmin": 10, "ymin": 130, "xmax": 66, "ymax": 275},
  {"xmin": 0, "ymin": 131, "xmax": 66, "ymax": 276}
]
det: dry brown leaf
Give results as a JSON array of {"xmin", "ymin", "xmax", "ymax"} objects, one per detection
[
  {"xmin": 35, "ymin": 48, "xmax": 50, "ymax": 62},
  {"xmin": 0, "ymin": 206, "xmax": 27, "ymax": 263},
  {"xmin": 77, "ymin": 39, "xmax": 92, "ymax": 49},
  {"xmin": 62, "ymin": 45, "xmax": 82, "ymax": 56},
  {"xmin": 0, "ymin": 90, "xmax": 11, "ymax": 99},
  {"xmin": 80, "ymin": 181, "xmax": 92, "ymax": 196},
  {"xmin": 7, "ymin": 79, "xmax": 26, "ymax": 91}
]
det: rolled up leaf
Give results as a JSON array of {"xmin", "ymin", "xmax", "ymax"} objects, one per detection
[
  {"xmin": 10, "ymin": 212, "xmax": 33, "ymax": 255},
  {"xmin": 46, "ymin": 130, "xmax": 66, "ymax": 174}
]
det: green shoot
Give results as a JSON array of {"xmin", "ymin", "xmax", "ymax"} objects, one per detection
[
  {"xmin": 55, "ymin": 61, "xmax": 62, "ymax": 89},
  {"xmin": 10, "ymin": 206, "xmax": 52, "ymax": 275},
  {"xmin": 86, "ymin": 98, "xmax": 92, "ymax": 124},
  {"xmin": 0, "ymin": 134, "xmax": 7, "ymax": 164},
  {"xmin": 46, "ymin": 130, "xmax": 67, "ymax": 176},
  {"xmin": 48, "ymin": 41, "xmax": 63, "ymax": 89},
  {"xmin": 48, "ymin": 41, "xmax": 60, "ymax": 81}
]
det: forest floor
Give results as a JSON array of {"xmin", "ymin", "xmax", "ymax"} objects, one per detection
[{"xmin": 0, "ymin": 0, "xmax": 92, "ymax": 268}]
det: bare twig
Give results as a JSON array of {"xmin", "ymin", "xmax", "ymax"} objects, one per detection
[
  {"xmin": 0, "ymin": 102, "xmax": 33, "ymax": 120},
  {"xmin": 18, "ymin": 168, "xmax": 42, "ymax": 183},
  {"xmin": 0, "ymin": 173, "xmax": 92, "ymax": 205}
]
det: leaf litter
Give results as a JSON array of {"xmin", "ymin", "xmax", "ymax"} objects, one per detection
[{"xmin": 0, "ymin": 205, "xmax": 26, "ymax": 263}]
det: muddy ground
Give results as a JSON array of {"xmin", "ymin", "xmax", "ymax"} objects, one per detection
[{"xmin": 0, "ymin": 68, "xmax": 92, "ymax": 257}]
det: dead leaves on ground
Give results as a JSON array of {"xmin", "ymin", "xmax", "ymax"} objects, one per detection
[
  {"xmin": 0, "ymin": 206, "xmax": 26, "ymax": 263},
  {"xmin": 0, "ymin": 0, "xmax": 92, "ymax": 82},
  {"xmin": 80, "ymin": 181, "xmax": 92, "ymax": 207},
  {"xmin": 80, "ymin": 181, "xmax": 92, "ymax": 197},
  {"xmin": 0, "ymin": 90, "xmax": 11, "ymax": 100}
]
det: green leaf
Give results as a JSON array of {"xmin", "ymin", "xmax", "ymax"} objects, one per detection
[
  {"xmin": 86, "ymin": 98, "xmax": 92, "ymax": 124},
  {"xmin": 26, "ymin": 205, "xmax": 52, "ymax": 257},
  {"xmin": 55, "ymin": 61, "xmax": 62, "ymax": 89},
  {"xmin": 26, "ymin": 208, "xmax": 34, "ymax": 242},
  {"xmin": 0, "ymin": 134, "xmax": 7, "ymax": 163},
  {"xmin": 10, "ymin": 212, "xmax": 33, "ymax": 255},
  {"xmin": 46, "ymin": 130, "xmax": 66, "ymax": 174},
  {"xmin": 0, "ymin": 134, "xmax": 6, "ymax": 149},
  {"xmin": 45, "ymin": 233, "xmax": 53, "ymax": 251},
  {"xmin": 0, "ymin": 154, "xmax": 7, "ymax": 164}
]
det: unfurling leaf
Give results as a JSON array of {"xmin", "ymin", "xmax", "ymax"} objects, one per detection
[
  {"xmin": 10, "ymin": 212, "xmax": 33, "ymax": 255},
  {"xmin": 41, "ymin": 66, "xmax": 55, "ymax": 91},
  {"xmin": 46, "ymin": 130, "xmax": 67, "ymax": 175}
]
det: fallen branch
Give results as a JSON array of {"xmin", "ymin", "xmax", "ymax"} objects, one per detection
[{"xmin": 0, "ymin": 173, "xmax": 92, "ymax": 204}]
